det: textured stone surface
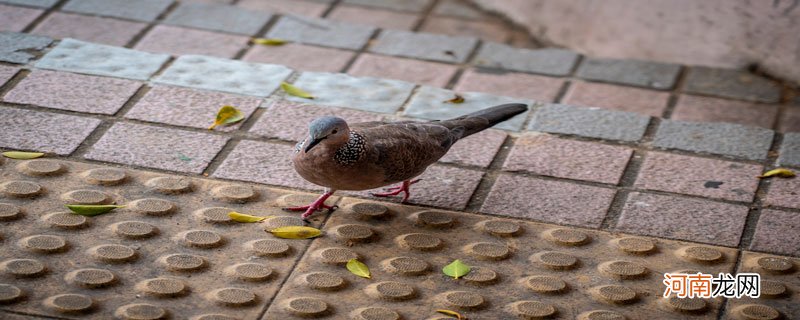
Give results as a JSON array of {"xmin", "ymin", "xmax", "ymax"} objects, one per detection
[
  {"xmin": 780, "ymin": 106, "xmax": 800, "ymax": 132},
  {"xmin": 348, "ymin": 53, "xmax": 458, "ymax": 87},
  {"xmin": 164, "ymin": 2, "xmax": 271, "ymax": 35},
  {"xmin": 212, "ymin": 139, "xmax": 318, "ymax": 190},
  {"xmin": 0, "ymin": 4, "xmax": 42, "ymax": 32},
  {"xmin": 0, "ymin": 0, "xmax": 57, "ymax": 7},
  {"xmin": 404, "ymin": 86, "xmax": 532, "ymax": 131},
  {"xmin": 328, "ymin": 4, "xmax": 419, "ymax": 30},
  {"xmin": 284, "ymin": 72, "xmax": 415, "ymax": 114},
  {"xmin": 134, "ymin": 25, "xmax": 249, "ymax": 58},
  {"xmin": 249, "ymin": 100, "xmax": 384, "ymax": 141},
  {"xmin": 242, "ymin": 43, "xmax": 354, "ymax": 73},
  {"xmin": 475, "ymin": 42, "xmax": 579, "ymax": 76},
  {"xmin": 342, "ymin": 0, "xmax": 432, "ymax": 12},
  {"xmin": 125, "ymin": 85, "xmax": 261, "ymax": 132},
  {"xmin": 765, "ymin": 176, "xmax": 800, "ymax": 209},
  {"xmin": 440, "ymin": 129, "xmax": 506, "ymax": 168},
  {"xmin": 266, "ymin": 16, "xmax": 375, "ymax": 50},
  {"xmin": 562, "ymin": 80, "xmax": 670, "ymax": 116},
  {"xmin": 750, "ymin": 209, "xmax": 800, "ymax": 256},
  {"xmin": 635, "ymin": 151, "xmax": 762, "ymax": 202},
  {"xmin": 62, "ymin": 0, "xmax": 172, "ymax": 22},
  {"xmin": 420, "ymin": 16, "xmax": 509, "ymax": 42},
  {"xmin": 154, "ymin": 55, "xmax": 291, "ymax": 97},
  {"xmin": 31, "ymin": 12, "xmax": 147, "ymax": 47},
  {"xmin": 369, "ymin": 29, "xmax": 478, "ymax": 64},
  {"xmin": 84, "ymin": 122, "xmax": 229, "ymax": 174},
  {"xmin": 576, "ymin": 58, "xmax": 681, "ymax": 90},
  {"xmin": 653, "ymin": 120, "xmax": 774, "ymax": 160},
  {"xmin": 482, "ymin": 173, "xmax": 615, "ymax": 228},
  {"xmin": 671, "ymin": 95, "xmax": 778, "ymax": 129},
  {"xmin": 777, "ymin": 132, "xmax": 800, "ymax": 167},
  {"xmin": 0, "ymin": 106, "xmax": 100, "ymax": 155},
  {"xmin": 504, "ymin": 133, "xmax": 633, "ymax": 184},
  {"xmin": 4, "ymin": 69, "xmax": 141, "ymax": 115},
  {"xmin": 616, "ymin": 192, "xmax": 749, "ymax": 246},
  {"xmin": 0, "ymin": 64, "xmax": 17, "ymax": 85},
  {"xmin": 237, "ymin": 0, "xmax": 329, "ymax": 16},
  {"xmin": 432, "ymin": 0, "xmax": 484, "ymax": 19},
  {"xmin": 528, "ymin": 103, "xmax": 650, "ymax": 142},
  {"xmin": 0, "ymin": 31, "xmax": 51, "ymax": 64},
  {"xmin": 684, "ymin": 67, "xmax": 781, "ymax": 103},
  {"xmin": 454, "ymin": 68, "xmax": 564, "ymax": 101},
  {"xmin": 35, "ymin": 38, "xmax": 169, "ymax": 80}
]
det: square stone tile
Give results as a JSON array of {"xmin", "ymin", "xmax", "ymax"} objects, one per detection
[
  {"xmin": 439, "ymin": 129, "xmax": 506, "ymax": 168},
  {"xmin": 164, "ymin": 2, "xmax": 271, "ymax": 35},
  {"xmin": 4, "ymin": 69, "xmax": 141, "ymax": 115},
  {"xmin": 454, "ymin": 68, "xmax": 564, "ymax": 101},
  {"xmin": 0, "ymin": 3, "xmax": 42, "ymax": 32},
  {"xmin": 420, "ymin": 16, "xmax": 509, "ymax": 43},
  {"xmin": 0, "ymin": 31, "xmax": 51, "ymax": 64},
  {"xmin": 780, "ymin": 106, "xmax": 800, "ymax": 132},
  {"xmin": 403, "ymin": 86, "xmax": 533, "ymax": 131},
  {"xmin": 284, "ymin": 72, "xmax": 415, "ymax": 113},
  {"xmin": 135, "ymin": 25, "xmax": 249, "ymax": 58},
  {"xmin": 249, "ymin": 100, "xmax": 384, "ymax": 142},
  {"xmin": 576, "ymin": 57, "xmax": 681, "ymax": 90},
  {"xmin": 84, "ymin": 122, "xmax": 228, "ymax": 174},
  {"xmin": 347, "ymin": 53, "xmax": 458, "ymax": 87},
  {"xmin": 528, "ymin": 103, "xmax": 650, "ymax": 142},
  {"xmin": 671, "ymin": 94, "xmax": 778, "ymax": 129},
  {"xmin": 481, "ymin": 173, "xmax": 615, "ymax": 228},
  {"xmin": 0, "ymin": 65, "xmax": 17, "ymax": 85},
  {"xmin": 0, "ymin": 106, "xmax": 100, "ymax": 155},
  {"xmin": 475, "ymin": 42, "xmax": 579, "ymax": 76},
  {"xmin": 154, "ymin": 55, "xmax": 292, "ymax": 97},
  {"xmin": 237, "ymin": 0, "xmax": 329, "ymax": 17},
  {"xmin": 369, "ymin": 29, "xmax": 478, "ymax": 64},
  {"xmin": 62, "ymin": 0, "xmax": 173, "ymax": 22},
  {"xmin": 31, "ymin": 12, "xmax": 147, "ymax": 47},
  {"xmin": 265, "ymin": 16, "xmax": 375, "ymax": 50},
  {"xmin": 778, "ymin": 132, "xmax": 800, "ymax": 167},
  {"xmin": 212, "ymin": 139, "xmax": 318, "ymax": 190},
  {"xmin": 35, "ymin": 38, "xmax": 169, "ymax": 80},
  {"xmin": 750, "ymin": 209, "xmax": 800, "ymax": 256},
  {"xmin": 765, "ymin": 176, "xmax": 800, "ymax": 209},
  {"xmin": 684, "ymin": 67, "xmax": 781, "ymax": 103},
  {"xmin": 328, "ymin": 4, "xmax": 419, "ymax": 30},
  {"xmin": 432, "ymin": 0, "xmax": 484, "ymax": 19},
  {"xmin": 124, "ymin": 85, "xmax": 261, "ymax": 132},
  {"xmin": 653, "ymin": 120, "xmax": 774, "ymax": 160},
  {"xmin": 616, "ymin": 192, "xmax": 749, "ymax": 246},
  {"xmin": 0, "ymin": 0, "xmax": 57, "ymax": 8},
  {"xmin": 635, "ymin": 151, "xmax": 762, "ymax": 202},
  {"xmin": 242, "ymin": 43, "xmax": 354, "ymax": 73},
  {"xmin": 562, "ymin": 80, "xmax": 669, "ymax": 117},
  {"xmin": 342, "ymin": 0, "xmax": 432, "ymax": 12},
  {"xmin": 504, "ymin": 133, "xmax": 633, "ymax": 184}
]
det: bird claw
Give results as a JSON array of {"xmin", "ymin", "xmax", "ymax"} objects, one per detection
[{"xmin": 371, "ymin": 179, "xmax": 420, "ymax": 203}]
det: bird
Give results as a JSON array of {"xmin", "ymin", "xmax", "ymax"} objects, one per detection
[{"xmin": 285, "ymin": 103, "xmax": 528, "ymax": 220}]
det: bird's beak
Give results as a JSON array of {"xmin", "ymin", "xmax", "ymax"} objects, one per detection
[{"xmin": 304, "ymin": 137, "xmax": 324, "ymax": 153}]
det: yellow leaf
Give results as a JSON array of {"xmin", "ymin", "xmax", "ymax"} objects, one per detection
[
  {"xmin": 445, "ymin": 94, "xmax": 465, "ymax": 104},
  {"xmin": 442, "ymin": 259, "xmax": 471, "ymax": 279},
  {"xmin": 252, "ymin": 38, "xmax": 288, "ymax": 46},
  {"xmin": 281, "ymin": 82, "xmax": 314, "ymax": 99},
  {"xmin": 436, "ymin": 309, "xmax": 464, "ymax": 320},
  {"xmin": 2, "ymin": 151, "xmax": 45, "ymax": 159},
  {"xmin": 346, "ymin": 259, "xmax": 371, "ymax": 279},
  {"xmin": 65, "ymin": 204, "xmax": 125, "ymax": 216},
  {"xmin": 268, "ymin": 226, "xmax": 322, "ymax": 239},
  {"xmin": 759, "ymin": 168, "xmax": 796, "ymax": 178},
  {"xmin": 228, "ymin": 211, "xmax": 271, "ymax": 223},
  {"xmin": 208, "ymin": 105, "xmax": 244, "ymax": 130}
]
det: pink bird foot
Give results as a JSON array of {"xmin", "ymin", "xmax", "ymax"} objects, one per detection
[
  {"xmin": 370, "ymin": 179, "xmax": 421, "ymax": 203},
  {"xmin": 283, "ymin": 191, "xmax": 337, "ymax": 221}
]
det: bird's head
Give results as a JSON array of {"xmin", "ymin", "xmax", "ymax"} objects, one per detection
[{"xmin": 303, "ymin": 116, "xmax": 350, "ymax": 153}]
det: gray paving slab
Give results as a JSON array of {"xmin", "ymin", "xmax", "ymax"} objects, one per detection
[
  {"xmin": 163, "ymin": 2, "xmax": 271, "ymax": 35},
  {"xmin": 369, "ymin": 29, "xmax": 478, "ymax": 63},
  {"xmin": 576, "ymin": 57, "xmax": 681, "ymax": 90},
  {"xmin": 35, "ymin": 38, "xmax": 169, "ymax": 80},
  {"xmin": 778, "ymin": 132, "xmax": 800, "ymax": 167},
  {"xmin": 684, "ymin": 66, "xmax": 781, "ymax": 103},
  {"xmin": 653, "ymin": 119, "xmax": 774, "ymax": 160},
  {"xmin": 528, "ymin": 103, "xmax": 650, "ymax": 142},
  {"xmin": 475, "ymin": 42, "xmax": 579, "ymax": 76},
  {"xmin": 0, "ymin": 106, "xmax": 100, "ymax": 155},
  {"xmin": 62, "ymin": 0, "xmax": 173, "ymax": 22},
  {"xmin": 0, "ymin": 31, "xmax": 51, "ymax": 64},
  {"xmin": 342, "ymin": 0, "xmax": 432, "ymax": 12},
  {"xmin": 154, "ymin": 54, "xmax": 292, "ymax": 97},
  {"xmin": 403, "ymin": 86, "xmax": 532, "ymax": 131},
  {"xmin": 0, "ymin": 0, "xmax": 57, "ymax": 8},
  {"xmin": 265, "ymin": 16, "xmax": 375, "ymax": 50},
  {"xmin": 284, "ymin": 72, "xmax": 415, "ymax": 113}
]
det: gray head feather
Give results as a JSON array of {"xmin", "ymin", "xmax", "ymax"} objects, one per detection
[{"xmin": 308, "ymin": 116, "xmax": 347, "ymax": 139}]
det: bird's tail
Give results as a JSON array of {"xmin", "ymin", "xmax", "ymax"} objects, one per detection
[{"xmin": 441, "ymin": 103, "xmax": 528, "ymax": 138}]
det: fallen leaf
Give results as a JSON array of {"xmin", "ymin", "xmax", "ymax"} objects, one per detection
[
  {"xmin": 436, "ymin": 309, "xmax": 464, "ymax": 320},
  {"xmin": 445, "ymin": 94, "xmax": 465, "ymax": 104},
  {"xmin": 228, "ymin": 211, "xmax": 270, "ymax": 223},
  {"xmin": 177, "ymin": 154, "xmax": 192, "ymax": 162},
  {"xmin": 268, "ymin": 226, "xmax": 322, "ymax": 239},
  {"xmin": 442, "ymin": 259, "xmax": 471, "ymax": 279},
  {"xmin": 65, "ymin": 204, "xmax": 125, "ymax": 216},
  {"xmin": 759, "ymin": 168, "xmax": 796, "ymax": 178},
  {"xmin": 2, "ymin": 151, "xmax": 44, "ymax": 159},
  {"xmin": 346, "ymin": 258, "xmax": 371, "ymax": 279},
  {"xmin": 281, "ymin": 82, "xmax": 314, "ymax": 99},
  {"xmin": 444, "ymin": 50, "xmax": 456, "ymax": 57},
  {"xmin": 208, "ymin": 105, "xmax": 244, "ymax": 130},
  {"xmin": 251, "ymin": 38, "xmax": 288, "ymax": 46}
]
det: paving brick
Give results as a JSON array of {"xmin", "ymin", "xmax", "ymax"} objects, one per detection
[
  {"xmin": 404, "ymin": 86, "xmax": 533, "ymax": 131},
  {"xmin": 342, "ymin": 0, "xmax": 431, "ymax": 12},
  {"xmin": 31, "ymin": 12, "xmax": 147, "ymax": 47},
  {"xmin": 777, "ymin": 132, "xmax": 800, "ymax": 168},
  {"xmin": 671, "ymin": 94, "xmax": 778, "ymax": 129},
  {"xmin": 616, "ymin": 192, "xmax": 749, "ymax": 247},
  {"xmin": 284, "ymin": 72, "xmax": 415, "ymax": 113},
  {"xmin": 475, "ymin": 42, "xmax": 579, "ymax": 76},
  {"xmin": 562, "ymin": 80, "xmax": 669, "ymax": 117},
  {"xmin": 454, "ymin": 68, "xmax": 564, "ymax": 101},
  {"xmin": 0, "ymin": 106, "xmax": 100, "ymax": 155},
  {"xmin": 265, "ymin": 16, "xmax": 375, "ymax": 50},
  {"xmin": 135, "ymin": 25, "xmax": 249, "ymax": 58},
  {"xmin": 504, "ymin": 133, "xmax": 633, "ymax": 184},
  {"xmin": 432, "ymin": 0, "xmax": 484, "ymax": 19},
  {"xmin": 242, "ymin": 43, "xmax": 353, "ymax": 73},
  {"xmin": 212, "ymin": 139, "xmax": 318, "ymax": 190},
  {"xmin": 0, "ymin": 65, "xmax": 17, "ymax": 85},
  {"xmin": 4, "ymin": 69, "xmax": 141, "ymax": 115},
  {"xmin": 154, "ymin": 55, "xmax": 291, "ymax": 97},
  {"xmin": 249, "ymin": 100, "xmax": 384, "ymax": 141},
  {"xmin": 84, "ymin": 122, "xmax": 228, "ymax": 174},
  {"xmin": 164, "ymin": 2, "xmax": 270, "ymax": 35},
  {"xmin": 0, "ymin": 3, "xmax": 42, "ymax": 32},
  {"xmin": 328, "ymin": 4, "xmax": 419, "ymax": 30},
  {"xmin": 750, "ymin": 209, "xmax": 800, "ymax": 256},
  {"xmin": 420, "ymin": 16, "xmax": 509, "ymax": 43},
  {"xmin": 635, "ymin": 151, "xmax": 762, "ymax": 202},
  {"xmin": 183, "ymin": 0, "xmax": 232, "ymax": 4},
  {"xmin": 35, "ymin": 38, "xmax": 169, "ymax": 80},
  {"xmin": 237, "ymin": 0, "xmax": 329, "ymax": 17},
  {"xmin": 348, "ymin": 53, "xmax": 458, "ymax": 87},
  {"xmin": 481, "ymin": 173, "xmax": 615, "ymax": 228},
  {"xmin": 765, "ymin": 176, "xmax": 800, "ymax": 209},
  {"xmin": 653, "ymin": 120, "xmax": 774, "ymax": 160},
  {"xmin": 780, "ymin": 106, "xmax": 800, "ymax": 132},
  {"xmin": 125, "ymin": 85, "xmax": 261, "ymax": 132},
  {"xmin": 369, "ymin": 29, "xmax": 478, "ymax": 64},
  {"xmin": 440, "ymin": 129, "xmax": 506, "ymax": 168},
  {"xmin": 528, "ymin": 103, "xmax": 650, "ymax": 142},
  {"xmin": 62, "ymin": 0, "xmax": 172, "ymax": 22},
  {"xmin": 684, "ymin": 66, "xmax": 781, "ymax": 103},
  {"xmin": 0, "ymin": 0, "xmax": 56, "ymax": 7},
  {"xmin": 0, "ymin": 31, "xmax": 51, "ymax": 64},
  {"xmin": 576, "ymin": 57, "xmax": 681, "ymax": 90}
]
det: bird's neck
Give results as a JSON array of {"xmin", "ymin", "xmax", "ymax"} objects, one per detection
[{"xmin": 333, "ymin": 131, "xmax": 366, "ymax": 166}]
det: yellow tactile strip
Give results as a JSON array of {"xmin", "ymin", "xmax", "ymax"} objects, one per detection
[{"xmin": 725, "ymin": 252, "xmax": 799, "ymax": 320}]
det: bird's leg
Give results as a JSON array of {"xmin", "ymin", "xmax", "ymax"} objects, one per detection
[
  {"xmin": 382, "ymin": 179, "xmax": 422, "ymax": 192},
  {"xmin": 283, "ymin": 190, "xmax": 337, "ymax": 221},
  {"xmin": 371, "ymin": 179, "xmax": 420, "ymax": 203}
]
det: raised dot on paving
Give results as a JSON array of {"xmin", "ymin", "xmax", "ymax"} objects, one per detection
[
  {"xmin": 177, "ymin": 230, "xmax": 224, "ymax": 249},
  {"xmin": 591, "ymin": 285, "xmax": 638, "ymax": 305},
  {"xmin": 381, "ymin": 256, "xmax": 428, "ymax": 276},
  {"xmin": 411, "ymin": 210, "xmax": 455, "ymax": 229},
  {"xmin": 759, "ymin": 280, "xmax": 788, "ymax": 298},
  {"xmin": 110, "ymin": 221, "xmax": 158, "ymax": 239},
  {"xmin": 43, "ymin": 212, "xmax": 88, "ymax": 229},
  {"xmin": 81, "ymin": 168, "xmax": 127, "ymax": 186},
  {"xmin": 350, "ymin": 202, "xmax": 391, "ymax": 220},
  {"xmin": 262, "ymin": 216, "xmax": 307, "ymax": 229},
  {"xmin": 300, "ymin": 272, "xmax": 346, "ymax": 291},
  {"xmin": 146, "ymin": 176, "xmax": 193, "ymax": 194},
  {"xmin": 678, "ymin": 246, "xmax": 724, "ymax": 264},
  {"xmin": 613, "ymin": 237, "xmax": 656, "ymax": 255},
  {"xmin": 314, "ymin": 247, "xmax": 359, "ymax": 265},
  {"xmin": 61, "ymin": 189, "xmax": 110, "ymax": 205},
  {"xmin": 661, "ymin": 296, "xmax": 707, "ymax": 314},
  {"xmin": 190, "ymin": 314, "xmax": 238, "ymax": 320},
  {"xmin": 0, "ymin": 180, "xmax": 43, "ymax": 198},
  {"xmin": 543, "ymin": 228, "xmax": 590, "ymax": 246},
  {"xmin": 522, "ymin": 276, "xmax": 568, "ymax": 294},
  {"xmin": 284, "ymin": 72, "xmax": 415, "ymax": 114},
  {"xmin": 194, "ymin": 207, "xmax": 235, "ymax": 224},
  {"xmin": 114, "ymin": 303, "xmax": 168, "ymax": 320},
  {"xmin": 211, "ymin": 185, "xmax": 257, "ymax": 203},
  {"xmin": 88, "ymin": 244, "xmax": 137, "ymax": 263},
  {"xmin": 135, "ymin": 278, "xmax": 188, "ymax": 297},
  {"xmin": 439, "ymin": 291, "xmax": 485, "ymax": 310},
  {"xmin": 531, "ymin": 251, "xmax": 579, "ymax": 270},
  {"xmin": 19, "ymin": 234, "xmax": 67, "ymax": 253},
  {"xmin": 44, "ymin": 293, "xmax": 94, "ymax": 314},
  {"xmin": 0, "ymin": 203, "xmax": 22, "ymax": 221},
  {"xmin": 365, "ymin": 281, "xmax": 416, "ymax": 301},
  {"xmin": 154, "ymin": 55, "xmax": 291, "ymax": 97},
  {"xmin": 0, "ymin": 284, "xmax": 24, "ymax": 304},
  {"xmin": 245, "ymin": 239, "xmax": 291, "ymax": 257},
  {"xmin": 159, "ymin": 254, "xmax": 206, "ymax": 272},
  {"xmin": 65, "ymin": 268, "xmax": 116, "ymax": 288},
  {"xmin": 36, "ymin": 39, "xmax": 169, "ymax": 81},
  {"xmin": 577, "ymin": 310, "xmax": 626, "ymax": 320},
  {"xmin": 225, "ymin": 263, "xmax": 273, "ymax": 282},
  {"xmin": 350, "ymin": 307, "xmax": 401, "ymax": 320},
  {"xmin": 129, "ymin": 198, "xmax": 177, "ymax": 216},
  {"xmin": 730, "ymin": 304, "xmax": 782, "ymax": 320},
  {"xmin": 332, "ymin": 224, "xmax": 375, "ymax": 243},
  {"xmin": 207, "ymin": 288, "xmax": 256, "ymax": 307},
  {"xmin": 464, "ymin": 242, "xmax": 511, "ymax": 261},
  {"xmin": 506, "ymin": 300, "xmax": 557, "ymax": 318},
  {"xmin": 476, "ymin": 219, "xmax": 522, "ymax": 237},
  {"xmin": 755, "ymin": 256, "xmax": 795, "ymax": 274},
  {"xmin": 17, "ymin": 160, "xmax": 64, "ymax": 176},
  {"xmin": 283, "ymin": 297, "xmax": 330, "ymax": 317},
  {"xmin": 598, "ymin": 261, "xmax": 648, "ymax": 280},
  {"xmin": 395, "ymin": 233, "xmax": 444, "ymax": 251},
  {"xmin": 1, "ymin": 259, "xmax": 46, "ymax": 278}
]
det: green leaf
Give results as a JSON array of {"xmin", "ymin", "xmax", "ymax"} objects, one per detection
[
  {"xmin": 2, "ymin": 151, "xmax": 45, "ymax": 159},
  {"xmin": 281, "ymin": 82, "xmax": 314, "ymax": 99},
  {"xmin": 208, "ymin": 105, "xmax": 244, "ymax": 130},
  {"xmin": 759, "ymin": 168, "xmax": 796, "ymax": 179},
  {"xmin": 252, "ymin": 38, "xmax": 288, "ymax": 46},
  {"xmin": 228, "ymin": 211, "xmax": 270, "ymax": 223},
  {"xmin": 346, "ymin": 258, "xmax": 371, "ymax": 279},
  {"xmin": 442, "ymin": 259, "xmax": 471, "ymax": 279},
  {"xmin": 436, "ymin": 309, "xmax": 464, "ymax": 319},
  {"xmin": 65, "ymin": 204, "xmax": 125, "ymax": 216},
  {"xmin": 268, "ymin": 226, "xmax": 322, "ymax": 239}
]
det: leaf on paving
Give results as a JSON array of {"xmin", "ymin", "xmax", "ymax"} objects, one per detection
[
  {"xmin": 268, "ymin": 226, "xmax": 322, "ymax": 239},
  {"xmin": 177, "ymin": 154, "xmax": 192, "ymax": 162},
  {"xmin": 346, "ymin": 258, "xmax": 371, "ymax": 279},
  {"xmin": 281, "ymin": 82, "xmax": 314, "ymax": 99},
  {"xmin": 208, "ymin": 105, "xmax": 244, "ymax": 130},
  {"xmin": 2, "ymin": 151, "xmax": 45, "ymax": 159},
  {"xmin": 442, "ymin": 259, "xmax": 471, "ymax": 279},
  {"xmin": 444, "ymin": 50, "xmax": 456, "ymax": 57},
  {"xmin": 759, "ymin": 168, "xmax": 796, "ymax": 179},
  {"xmin": 436, "ymin": 309, "xmax": 464, "ymax": 320},
  {"xmin": 251, "ymin": 38, "xmax": 288, "ymax": 46},
  {"xmin": 228, "ymin": 211, "xmax": 271, "ymax": 223},
  {"xmin": 66, "ymin": 204, "xmax": 125, "ymax": 216},
  {"xmin": 445, "ymin": 94, "xmax": 465, "ymax": 104}
]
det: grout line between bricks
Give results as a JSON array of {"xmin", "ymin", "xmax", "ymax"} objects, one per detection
[
  {"xmin": 122, "ymin": 1, "xmax": 180, "ymax": 49},
  {"xmin": 410, "ymin": 0, "xmax": 440, "ymax": 31}
]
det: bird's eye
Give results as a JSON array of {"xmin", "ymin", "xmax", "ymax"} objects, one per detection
[{"xmin": 332, "ymin": 129, "xmax": 338, "ymax": 134}]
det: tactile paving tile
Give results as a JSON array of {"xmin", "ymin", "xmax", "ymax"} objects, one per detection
[
  {"xmin": 0, "ymin": 158, "xmax": 338, "ymax": 319},
  {"xmin": 264, "ymin": 198, "xmax": 738, "ymax": 319},
  {"xmin": 724, "ymin": 252, "xmax": 799, "ymax": 320}
]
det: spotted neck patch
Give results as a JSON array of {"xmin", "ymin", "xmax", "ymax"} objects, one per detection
[{"xmin": 334, "ymin": 131, "xmax": 365, "ymax": 166}]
